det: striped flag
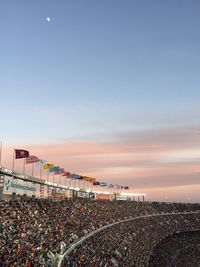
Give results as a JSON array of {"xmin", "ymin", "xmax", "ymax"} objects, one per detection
[
  {"xmin": 26, "ymin": 155, "xmax": 40, "ymax": 164},
  {"xmin": 55, "ymin": 168, "xmax": 65, "ymax": 175}
]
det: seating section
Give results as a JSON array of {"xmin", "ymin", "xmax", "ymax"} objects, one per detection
[
  {"xmin": 149, "ymin": 231, "xmax": 200, "ymax": 267},
  {"xmin": 0, "ymin": 198, "xmax": 200, "ymax": 266},
  {"xmin": 68, "ymin": 212, "xmax": 200, "ymax": 266}
]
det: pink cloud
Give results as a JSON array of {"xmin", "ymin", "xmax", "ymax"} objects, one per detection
[{"xmin": 1, "ymin": 125, "xmax": 200, "ymax": 201}]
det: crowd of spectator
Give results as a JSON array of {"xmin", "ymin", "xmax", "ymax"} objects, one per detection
[
  {"xmin": 0, "ymin": 197, "xmax": 200, "ymax": 266},
  {"xmin": 149, "ymin": 231, "xmax": 200, "ymax": 267},
  {"xmin": 67, "ymin": 211, "xmax": 200, "ymax": 266}
]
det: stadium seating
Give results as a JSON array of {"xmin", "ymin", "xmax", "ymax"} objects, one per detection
[{"xmin": 0, "ymin": 198, "xmax": 200, "ymax": 266}]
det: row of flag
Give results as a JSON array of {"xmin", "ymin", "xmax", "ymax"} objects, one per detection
[{"xmin": 14, "ymin": 149, "xmax": 129, "ymax": 190}]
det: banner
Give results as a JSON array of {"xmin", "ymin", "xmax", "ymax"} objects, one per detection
[
  {"xmin": 116, "ymin": 195, "xmax": 128, "ymax": 201},
  {"xmin": 96, "ymin": 194, "xmax": 111, "ymax": 201},
  {"xmin": 3, "ymin": 176, "xmax": 36, "ymax": 196},
  {"xmin": 77, "ymin": 191, "xmax": 95, "ymax": 199}
]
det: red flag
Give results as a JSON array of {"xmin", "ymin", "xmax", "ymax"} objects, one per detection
[
  {"xmin": 55, "ymin": 168, "xmax": 65, "ymax": 175},
  {"xmin": 26, "ymin": 156, "xmax": 40, "ymax": 164},
  {"xmin": 15, "ymin": 149, "xmax": 29, "ymax": 159},
  {"xmin": 93, "ymin": 181, "xmax": 100, "ymax": 186},
  {"xmin": 63, "ymin": 172, "xmax": 71, "ymax": 177}
]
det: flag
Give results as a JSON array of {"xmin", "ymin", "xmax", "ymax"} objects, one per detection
[
  {"xmin": 36, "ymin": 159, "xmax": 47, "ymax": 166},
  {"xmin": 100, "ymin": 182, "xmax": 107, "ymax": 187},
  {"xmin": 15, "ymin": 149, "xmax": 29, "ymax": 159},
  {"xmin": 43, "ymin": 163, "xmax": 54, "ymax": 170},
  {"xmin": 68, "ymin": 174, "xmax": 82, "ymax": 179},
  {"xmin": 82, "ymin": 176, "xmax": 96, "ymax": 182},
  {"xmin": 49, "ymin": 166, "xmax": 60, "ymax": 172},
  {"xmin": 63, "ymin": 172, "xmax": 71, "ymax": 177},
  {"xmin": 93, "ymin": 181, "xmax": 100, "ymax": 186},
  {"xmin": 55, "ymin": 168, "xmax": 65, "ymax": 175},
  {"xmin": 26, "ymin": 155, "xmax": 40, "ymax": 164}
]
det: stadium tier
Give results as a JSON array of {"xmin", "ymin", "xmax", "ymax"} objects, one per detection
[
  {"xmin": 0, "ymin": 199, "xmax": 200, "ymax": 266},
  {"xmin": 149, "ymin": 231, "xmax": 200, "ymax": 267}
]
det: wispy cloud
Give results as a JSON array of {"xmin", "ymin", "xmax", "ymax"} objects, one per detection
[{"xmin": 1, "ymin": 125, "xmax": 200, "ymax": 201}]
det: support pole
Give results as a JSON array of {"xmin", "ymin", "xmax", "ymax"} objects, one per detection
[{"xmin": 0, "ymin": 141, "xmax": 2, "ymax": 166}]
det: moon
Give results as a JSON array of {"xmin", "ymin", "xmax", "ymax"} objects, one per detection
[{"xmin": 46, "ymin": 17, "xmax": 51, "ymax": 22}]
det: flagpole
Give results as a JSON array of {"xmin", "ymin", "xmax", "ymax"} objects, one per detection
[
  {"xmin": 23, "ymin": 158, "xmax": 25, "ymax": 174},
  {"xmin": 12, "ymin": 148, "xmax": 15, "ymax": 171},
  {"xmin": 91, "ymin": 182, "xmax": 93, "ymax": 192},
  {"xmin": 32, "ymin": 163, "xmax": 34, "ymax": 177},
  {"xmin": 47, "ymin": 170, "xmax": 49, "ymax": 182},
  {"xmin": 40, "ymin": 165, "xmax": 42, "ymax": 179},
  {"xmin": 0, "ymin": 140, "xmax": 2, "ymax": 166}
]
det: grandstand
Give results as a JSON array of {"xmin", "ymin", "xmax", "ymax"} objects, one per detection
[
  {"xmin": 149, "ymin": 231, "xmax": 200, "ymax": 267},
  {"xmin": 0, "ymin": 165, "xmax": 200, "ymax": 267},
  {"xmin": 0, "ymin": 197, "xmax": 200, "ymax": 266}
]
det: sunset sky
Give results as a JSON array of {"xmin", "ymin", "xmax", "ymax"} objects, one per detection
[{"xmin": 1, "ymin": 1, "xmax": 200, "ymax": 202}]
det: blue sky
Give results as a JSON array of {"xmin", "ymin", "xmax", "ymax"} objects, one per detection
[
  {"xmin": 1, "ymin": 1, "xmax": 200, "ymax": 201},
  {"xmin": 1, "ymin": 1, "xmax": 200, "ymax": 142}
]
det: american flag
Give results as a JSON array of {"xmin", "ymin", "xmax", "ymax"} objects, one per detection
[{"xmin": 25, "ymin": 155, "xmax": 40, "ymax": 164}]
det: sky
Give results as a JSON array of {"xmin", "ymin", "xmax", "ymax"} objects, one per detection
[{"xmin": 1, "ymin": 0, "xmax": 200, "ymax": 202}]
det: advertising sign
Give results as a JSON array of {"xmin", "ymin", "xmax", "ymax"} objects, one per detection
[
  {"xmin": 116, "ymin": 195, "xmax": 128, "ymax": 201},
  {"xmin": 52, "ymin": 188, "xmax": 71, "ymax": 199},
  {"xmin": 3, "ymin": 175, "xmax": 36, "ymax": 196},
  {"xmin": 96, "ymin": 193, "xmax": 111, "ymax": 201},
  {"xmin": 77, "ymin": 191, "xmax": 95, "ymax": 199}
]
